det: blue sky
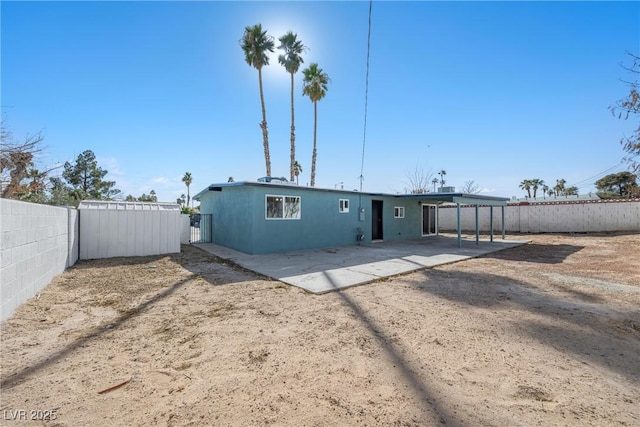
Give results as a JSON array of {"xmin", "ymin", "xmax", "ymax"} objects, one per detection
[{"xmin": 2, "ymin": 1, "xmax": 638, "ymax": 203}]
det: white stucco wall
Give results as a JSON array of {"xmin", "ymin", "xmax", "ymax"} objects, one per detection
[
  {"xmin": 438, "ymin": 200, "xmax": 640, "ymax": 233},
  {"xmin": 0, "ymin": 199, "xmax": 77, "ymax": 322}
]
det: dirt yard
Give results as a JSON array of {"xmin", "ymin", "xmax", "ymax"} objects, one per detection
[{"xmin": 1, "ymin": 233, "xmax": 639, "ymax": 426}]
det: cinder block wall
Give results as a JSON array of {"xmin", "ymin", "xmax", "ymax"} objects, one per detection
[
  {"xmin": 438, "ymin": 200, "xmax": 640, "ymax": 233},
  {"xmin": 0, "ymin": 199, "xmax": 78, "ymax": 322}
]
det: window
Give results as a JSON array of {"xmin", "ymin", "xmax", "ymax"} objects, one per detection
[
  {"xmin": 339, "ymin": 199, "xmax": 350, "ymax": 213},
  {"xmin": 394, "ymin": 206, "xmax": 405, "ymax": 218},
  {"xmin": 266, "ymin": 195, "xmax": 301, "ymax": 219}
]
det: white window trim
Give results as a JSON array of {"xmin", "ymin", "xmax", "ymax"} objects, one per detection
[
  {"xmin": 265, "ymin": 194, "xmax": 301, "ymax": 220},
  {"xmin": 394, "ymin": 206, "xmax": 405, "ymax": 218},
  {"xmin": 339, "ymin": 198, "xmax": 350, "ymax": 213}
]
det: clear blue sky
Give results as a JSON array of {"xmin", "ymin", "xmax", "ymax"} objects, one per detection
[{"xmin": 2, "ymin": 1, "xmax": 638, "ymax": 203}]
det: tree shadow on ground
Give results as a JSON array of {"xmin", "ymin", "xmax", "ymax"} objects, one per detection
[
  {"xmin": 0, "ymin": 245, "xmax": 256, "ymax": 391},
  {"xmin": 330, "ymin": 275, "xmax": 464, "ymax": 427},
  {"xmin": 483, "ymin": 243, "xmax": 584, "ymax": 263},
  {"xmin": 410, "ymin": 268, "xmax": 640, "ymax": 381}
]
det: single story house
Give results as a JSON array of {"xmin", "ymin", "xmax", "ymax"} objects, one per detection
[{"xmin": 193, "ymin": 181, "xmax": 509, "ymax": 255}]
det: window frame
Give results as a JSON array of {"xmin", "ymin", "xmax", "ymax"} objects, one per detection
[
  {"xmin": 394, "ymin": 206, "xmax": 405, "ymax": 219},
  {"xmin": 265, "ymin": 194, "xmax": 301, "ymax": 220},
  {"xmin": 339, "ymin": 198, "xmax": 350, "ymax": 213}
]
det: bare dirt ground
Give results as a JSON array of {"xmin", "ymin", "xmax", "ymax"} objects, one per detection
[{"xmin": 1, "ymin": 233, "xmax": 639, "ymax": 426}]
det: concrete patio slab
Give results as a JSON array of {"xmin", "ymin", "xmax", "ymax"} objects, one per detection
[{"xmin": 194, "ymin": 234, "xmax": 529, "ymax": 293}]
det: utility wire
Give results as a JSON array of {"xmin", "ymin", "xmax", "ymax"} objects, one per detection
[
  {"xmin": 358, "ymin": 0, "xmax": 373, "ymax": 193},
  {"xmin": 567, "ymin": 162, "xmax": 624, "ymax": 188}
]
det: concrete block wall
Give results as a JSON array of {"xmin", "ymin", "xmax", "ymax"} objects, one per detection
[
  {"xmin": 438, "ymin": 200, "xmax": 640, "ymax": 233},
  {"xmin": 1, "ymin": 199, "xmax": 78, "ymax": 322}
]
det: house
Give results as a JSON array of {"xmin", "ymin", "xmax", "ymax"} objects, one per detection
[{"xmin": 193, "ymin": 181, "xmax": 509, "ymax": 254}]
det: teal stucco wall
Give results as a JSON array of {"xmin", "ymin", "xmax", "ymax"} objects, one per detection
[{"xmin": 198, "ymin": 183, "xmax": 431, "ymax": 254}]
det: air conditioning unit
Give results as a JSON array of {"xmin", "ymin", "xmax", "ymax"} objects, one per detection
[{"xmin": 438, "ymin": 186, "xmax": 456, "ymax": 193}]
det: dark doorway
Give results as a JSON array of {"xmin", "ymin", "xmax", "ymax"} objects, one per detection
[
  {"xmin": 371, "ymin": 200, "xmax": 383, "ymax": 240},
  {"xmin": 422, "ymin": 205, "xmax": 436, "ymax": 235}
]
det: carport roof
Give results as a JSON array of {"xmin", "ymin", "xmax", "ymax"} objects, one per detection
[{"xmin": 395, "ymin": 192, "xmax": 509, "ymax": 206}]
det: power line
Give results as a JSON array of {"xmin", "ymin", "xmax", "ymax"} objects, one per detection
[
  {"xmin": 358, "ymin": 0, "xmax": 373, "ymax": 193},
  {"xmin": 567, "ymin": 162, "xmax": 624, "ymax": 188}
]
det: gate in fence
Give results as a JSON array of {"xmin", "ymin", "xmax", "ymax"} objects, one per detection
[{"xmin": 190, "ymin": 214, "xmax": 213, "ymax": 243}]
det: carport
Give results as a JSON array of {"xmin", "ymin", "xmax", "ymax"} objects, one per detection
[{"xmin": 400, "ymin": 193, "xmax": 509, "ymax": 248}]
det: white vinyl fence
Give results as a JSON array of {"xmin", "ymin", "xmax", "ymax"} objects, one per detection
[{"xmin": 78, "ymin": 201, "xmax": 182, "ymax": 259}]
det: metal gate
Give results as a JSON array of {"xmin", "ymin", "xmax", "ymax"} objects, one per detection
[{"xmin": 190, "ymin": 214, "xmax": 212, "ymax": 244}]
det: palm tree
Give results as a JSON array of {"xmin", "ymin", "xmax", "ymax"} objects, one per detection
[
  {"xmin": 531, "ymin": 178, "xmax": 544, "ymax": 198},
  {"xmin": 302, "ymin": 63, "xmax": 330, "ymax": 187},
  {"xmin": 278, "ymin": 31, "xmax": 306, "ymax": 182},
  {"xmin": 554, "ymin": 179, "xmax": 567, "ymax": 197},
  {"xmin": 241, "ymin": 24, "xmax": 275, "ymax": 177},
  {"xmin": 293, "ymin": 160, "xmax": 303, "ymax": 185},
  {"xmin": 519, "ymin": 179, "xmax": 533, "ymax": 198},
  {"xmin": 432, "ymin": 178, "xmax": 439, "ymax": 192},
  {"xmin": 542, "ymin": 184, "xmax": 549, "ymax": 199},
  {"xmin": 182, "ymin": 172, "xmax": 192, "ymax": 207},
  {"xmin": 439, "ymin": 170, "xmax": 447, "ymax": 189}
]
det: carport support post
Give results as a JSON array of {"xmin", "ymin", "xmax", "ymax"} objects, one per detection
[
  {"xmin": 457, "ymin": 203, "xmax": 462, "ymax": 248},
  {"xmin": 501, "ymin": 205, "xmax": 506, "ymax": 240},
  {"xmin": 475, "ymin": 205, "xmax": 479, "ymax": 244},
  {"xmin": 490, "ymin": 206, "xmax": 494, "ymax": 242}
]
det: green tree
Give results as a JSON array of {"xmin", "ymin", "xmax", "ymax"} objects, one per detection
[
  {"xmin": 554, "ymin": 179, "xmax": 566, "ymax": 197},
  {"xmin": 610, "ymin": 52, "xmax": 639, "ymax": 173},
  {"xmin": 595, "ymin": 171, "xmax": 638, "ymax": 198},
  {"xmin": 531, "ymin": 179, "xmax": 544, "ymax": 198},
  {"xmin": 565, "ymin": 186, "xmax": 579, "ymax": 196},
  {"xmin": 62, "ymin": 150, "xmax": 120, "ymax": 203},
  {"xmin": 241, "ymin": 24, "xmax": 275, "ymax": 177},
  {"xmin": 48, "ymin": 177, "xmax": 76, "ymax": 206},
  {"xmin": 182, "ymin": 172, "xmax": 192, "ymax": 207},
  {"xmin": 278, "ymin": 31, "xmax": 306, "ymax": 182},
  {"xmin": 302, "ymin": 63, "xmax": 330, "ymax": 187},
  {"xmin": 519, "ymin": 179, "xmax": 533, "ymax": 198},
  {"xmin": 293, "ymin": 160, "xmax": 302, "ymax": 185},
  {"xmin": 542, "ymin": 184, "xmax": 549, "ymax": 199},
  {"xmin": 439, "ymin": 170, "xmax": 447, "ymax": 189}
]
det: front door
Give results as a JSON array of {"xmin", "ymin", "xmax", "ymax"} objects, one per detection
[
  {"xmin": 371, "ymin": 200, "xmax": 383, "ymax": 240},
  {"xmin": 422, "ymin": 205, "xmax": 437, "ymax": 235}
]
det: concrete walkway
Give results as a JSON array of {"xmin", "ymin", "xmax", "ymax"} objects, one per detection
[{"xmin": 194, "ymin": 234, "xmax": 529, "ymax": 294}]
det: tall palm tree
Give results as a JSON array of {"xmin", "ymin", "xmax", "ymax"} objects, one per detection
[
  {"xmin": 519, "ymin": 179, "xmax": 533, "ymax": 198},
  {"xmin": 293, "ymin": 160, "xmax": 303, "ymax": 185},
  {"xmin": 302, "ymin": 63, "xmax": 330, "ymax": 187},
  {"xmin": 241, "ymin": 24, "xmax": 275, "ymax": 177},
  {"xmin": 182, "ymin": 172, "xmax": 192, "ymax": 207},
  {"xmin": 531, "ymin": 178, "xmax": 544, "ymax": 198},
  {"xmin": 278, "ymin": 31, "xmax": 306, "ymax": 182},
  {"xmin": 432, "ymin": 178, "xmax": 439, "ymax": 192}
]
